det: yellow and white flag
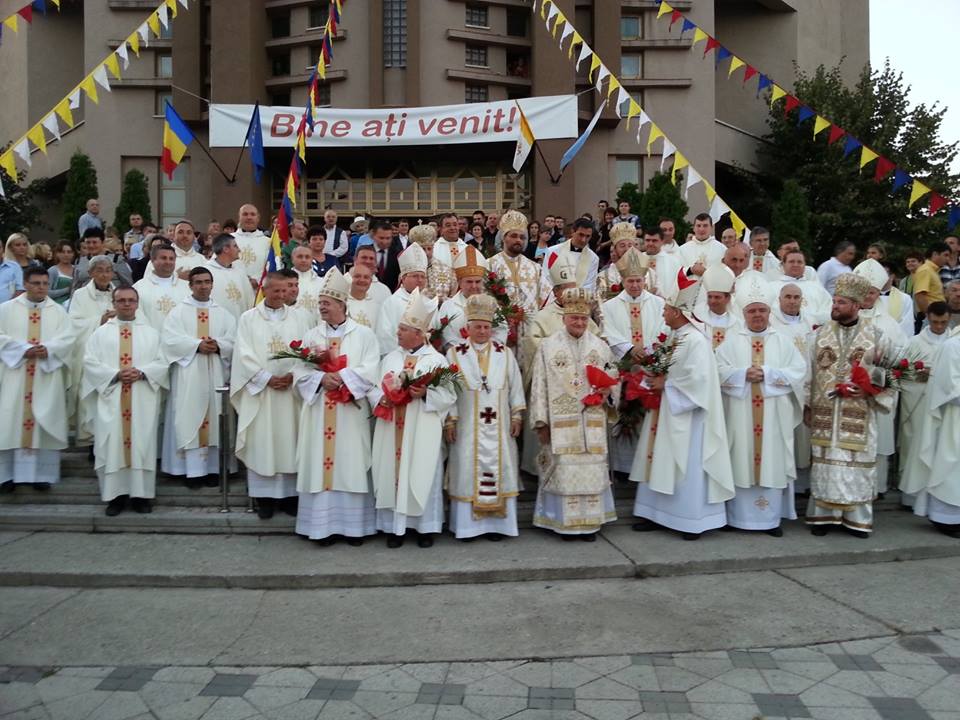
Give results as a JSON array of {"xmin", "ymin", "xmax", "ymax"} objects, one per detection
[{"xmin": 512, "ymin": 101, "xmax": 536, "ymax": 172}]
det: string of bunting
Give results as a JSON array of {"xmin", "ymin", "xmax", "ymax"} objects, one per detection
[
  {"xmin": 532, "ymin": 0, "xmax": 751, "ymax": 238},
  {"xmin": 0, "ymin": 0, "xmax": 59, "ymax": 46},
  {"xmin": 654, "ymin": 0, "xmax": 960, "ymax": 231},
  {"xmin": 0, "ymin": 0, "xmax": 190, "ymax": 199},
  {"xmin": 257, "ymin": 0, "xmax": 343, "ymax": 300}
]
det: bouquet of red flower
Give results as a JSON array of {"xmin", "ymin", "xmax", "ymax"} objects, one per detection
[
  {"xmin": 832, "ymin": 356, "xmax": 925, "ymax": 397},
  {"xmin": 271, "ymin": 340, "xmax": 355, "ymax": 404},
  {"xmin": 582, "ymin": 365, "xmax": 619, "ymax": 407},
  {"xmin": 485, "ymin": 271, "xmax": 526, "ymax": 345},
  {"xmin": 612, "ymin": 333, "xmax": 680, "ymax": 437},
  {"xmin": 373, "ymin": 364, "xmax": 462, "ymax": 422},
  {"xmin": 429, "ymin": 315, "xmax": 456, "ymax": 351}
]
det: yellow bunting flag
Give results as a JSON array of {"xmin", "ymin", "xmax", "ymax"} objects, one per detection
[
  {"xmin": 166, "ymin": 0, "xmax": 178, "ymax": 18},
  {"xmin": 128, "ymin": 31, "xmax": 140, "ymax": 56},
  {"xmin": 859, "ymin": 147, "xmax": 878, "ymax": 170},
  {"xmin": 657, "ymin": 1, "xmax": 674, "ymax": 18},
  {"xmin": 671, "ymin": 152, "xmax": 689, "ymax": 184},
  {"xmin": 54, "ymin": 99, "xmax": 74, "ymax": 128},
  {"xmin": 0, "ymin": 151, "xmax": 17, "ymax": 181},
  {"xmin": 770, "ymin": 85, "xmax": 787, "ymax": 105},
  {"xmin": 80, "ymin": 75, "xmax": 99, "ymax": 104},
  {"xmin": 692, "ymin": 28, "xmax": 708, "ymax": 46},
  {"xmin": 568, "ymin": 31, "xmax": 581, "ymax": 59},
  {"xmin": 27, "ymin": 125, "xmax": 47, "ymax": 155},
  {"xmin": 607, "ymin": 75, "xmax": 621, "ymax": 100},
  {"xmin": 626, "ymin": 99, "xmax": 641, "ymax": 128},
  {"xmin": 908, "ymin": 181, "xmax": 932, "ymax": 207},
  {"xmin": 540, "ymin": 0, "xmax": 550, "ymax": 20},
  {"xmin": 3, "ymin": 15, "xmax": 17, "ymax": 33},
  {"xmin": 588, "ymin": 53, "xmax": 601, "ymax": 82},
  {"xmin": 104, "ymin": 54, "xmax": 122, "ymax": 79},
  {"xmin": 704, "ymin": 181, "xmax": 717, "ymax": 203},
  {"xmin": 147, "ymin": 13, "xmax": 161, "ymax": 37},
  {"xmin": 813, "ymin": 116, "xmax": 831, "ymax": 137},
  {"xmin": 646, "ymin": 124, "xmax": 664, "ymax": 155},
  {"xmin": 730, "ymin": 211, "xmax": 747, "ymax": 238},
  {"xmin": 551, "ymin": 13, "xmax": 564, "ymax": 38},
  {"xmin": 728, "ymin": 56, "xmax": 745, "ymax": 78},
  {"xmin": 50, "ymin": 0, "xmax": 60, "ymax": 7}
]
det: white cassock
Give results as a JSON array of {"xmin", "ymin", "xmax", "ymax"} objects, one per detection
[
  {"xmin": 432, "ymin": 237, "xmax": 468, "ymax": 269},
  {"xmin": 717, "ymin": 328, "xmax": 806, "ymax": 530},
  {"xmin": 662, "ymin": 241, "xmax": 679, "ymax": 255},
  {"xmin": 294, "ymin": 268, "xmax": 323, "ymax": 318},
  {"xmin": 68, "ymin": 281, "xmax": 114, "ymax": 441},
  {"xmin": 748, "ymin": 251, "xmax": 782, "ymax": 278},
  {"xmin": 897, "ymin": 327, "xmax": 949, "ymax": 505},
  {"xmin": 161, "ymin": 297, "xmax": 237, "ymax": 478},
  {"xmin": 133, "ymin": 273, "xmax": 190, "ymax": 331},
  {"xmin": 678, "ymin": 237, "xmax": 725, "ymax": 270},
  {"xmin": 347, "ymin": 293, "xmax": 384, "ymax": 332},
  {"xmin": 630, "ymin": 323, "xmax": 736, "ymax": 534},
  {"xmin": 370, "ymin": 344, "xmax": 457, "ymax": 535},
  {"xmin": 901, "ymin": 335, "xmax": 960, "ymax": 526},
  {"xmin": 445, "ymin": 340, "xmax": 525, "ymax": 538},
  {"xmin": 778, "ymin": 276, "xmax": 832, "ymax": 326},
  {"xmin": 232, "ymin": 229, "xmax": 271, "ymax": 282},
  {"xmin": 646, "ymin": 253, "xmax": 682, "ymax": 299},
  {"xmin": 144, "ymin": 245, "xmax": 205, "ymax": 279},
  {"xmin": 346, "ymin": 271, "xmax": 392, "ymax": 304},
  {"xmin": 702, "ymin": 310, "xmax": 743, "ymax": 352},
  {"xmin": 539, "ymin": 243, "xmax": 600, "ymax": 296},
  {"xmin": 437, "ymin": 293, "xmax": 508, "ymax": 350},
  {"xmin": 375, "ymin": 288, "xmax": 438, "ymax": 357},
  {"xmin": 601, "ymin": 289, "xmax": 667, "ymax": 473},
  {"xmin": 294, "ymin": 319, "xmax": 381, "ymax": 539},
  {"xmin": 230, "ymin": 304, "xmax": 309, "ymax": 500},
  {"xmin": 879, "ymin": 288, "xmax": 915, "ymax": 339},
  {"xmin": 488, "ymin": 252, "xmax": 543, "ymax": 367},
  {"xmin": 0, "ymin": 296, "xmax": 76, "ymax": 485},
  {"xmin": 82, "ymin": 318, "xmax": 168, "ymax": 501},
  {"xmin": 205, "ymin": 259, "xmax": 254, "ymax": 321}
]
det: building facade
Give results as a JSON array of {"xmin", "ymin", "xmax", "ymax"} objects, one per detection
[{"xmin": 1, "ymin": 0, "xmax": 868, "ymax": 237}]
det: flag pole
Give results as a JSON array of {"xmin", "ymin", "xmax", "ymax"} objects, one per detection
[
  {"xmin": 230, "ymin": 101, "xmax": 259, "ymax": 183},
  {"xmin": 534, "ymin": 143, "xmax": 560, "ymax": 184},
  {"xmin": 192, "ymin": 135, "xmax": 236, "ymax": 184}
]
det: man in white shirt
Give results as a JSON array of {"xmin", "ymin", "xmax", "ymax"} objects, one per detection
[
  {"xmin": 816, "ymin": 240, "xmax": 856, "ymax": 294},
  {"xmin": 643, "ymin": 227, "xmax": 682, "ymax": 298},
  {"xmin": 678, "ymin": 213, "xmax": 725, "ymax": 276},
  {"xmin": 321, "ymin": 209, "xmax": 348, "ymax": 265},
  {"xmin": 659, "ymin": 218, "xmax": 680, "ymax": 255},
  {"xmin": 434, "ymin": 213, "xmax": 468, "ymax": 268}
]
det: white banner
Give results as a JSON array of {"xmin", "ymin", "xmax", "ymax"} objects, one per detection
[{"xmin": 208, "ymin": 95, "xmax": 578, "ymax": 148}]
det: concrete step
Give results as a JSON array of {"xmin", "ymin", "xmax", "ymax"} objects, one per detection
[{"xmin": 0, "ymin": 511, "xmax": 955, "ymax": 590}]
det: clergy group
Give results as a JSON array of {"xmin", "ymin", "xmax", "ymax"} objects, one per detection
[{"xmin": 1, "ymin": 210, "xmax": 959, "ymax": 547}]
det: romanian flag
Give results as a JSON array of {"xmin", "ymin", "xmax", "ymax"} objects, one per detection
[
  {"xmin": 256, "ymin": 226, "xmax": 284, "ymax": 303},
  {"xmin": 161, "ymin": 101, "xmax": 193, "ymax": 180},
  {"xmin": 512, "ymin": 101, "xmax": 535, "ymax": 172}
]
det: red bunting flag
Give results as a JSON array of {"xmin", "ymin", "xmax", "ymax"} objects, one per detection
[
  {"xmin": 874, "ymin": 157, "xmax": 895, "ymax": 183},
  {"xmin": 827, "ymin": 125, "xmax": 846, "ymax": 145},
  {"xmin": 17, "ymin": 4, "xmax": 33, "ymax": 22},
  {"xmin": 784, "ymin": 95, "xmax": 800, "ymax": 116},
  {"xmin": 743, "ymin": 65, "xmax": 757, "ymax": 83},
  {"xmin": 669, "ymin": 9, "xmax": 682, "ymax": 26},
  {"xmin": 704, "ymin": 36, "xmax": 721, "ymax": 56},
  {"xmin": 929, "ymin": 193, "xmax": 947, "ymax": 215}
]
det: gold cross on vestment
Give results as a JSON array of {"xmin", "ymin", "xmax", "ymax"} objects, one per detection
[{"xmin": 268, "ymin": 334, "xmax": 288, "ymax": 355}]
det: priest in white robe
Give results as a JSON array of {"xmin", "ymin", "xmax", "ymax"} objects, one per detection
[
  {"xmin": 231, "ymin": 272, "xmax": 309, "ymax": 519},
  {"xmin": 346, "ymin": 245, "xmax": 391, "ymax": 304},
  {"xmin": 900, "ymin": 333, "xmax": 960, "ymax": 537},
  {"xmin": 134, "ymin": 242, "xmax": 190, "ymax": 331},
  {"xmin": 433, "ymin": 213, "xmax": 469, "ymax": 269},
  {"xmin": 779, "ymin": 249, "xmax": 832, "ymax": 326},
  {"xmin": 0, "ymin": 268, "xmax": 76, "ymax": 491},
  {"xmin": 278, "ymin": 269, "xmax": 317, "ymax": 329},
  {"xmin": 747, "ymin": 227, "xmax": 781, "ymax": 278},
  {"xmin": 539, "ymin": 220, "xmax": 600, "ymax": 297},
  {"xmin": 529, "ymin": 288, "xmax": 619, "ymax": 539},
  {"xmin": 82, "ymin": 287, "xmax": 168, "ymax": 515},
  {"xmin": 717, "ymin": 273, "xmax": 805, "ymax": 535},
  {"xmin": 631, "ymin": 270, "xmax": 735, "ymax": 539},
  {"xmin": 205, "ymin": 234, "xmax": 255, "ymax": 321},
  {"xmin": 445, "ymin": 295, "xmax": 525, "ymax": 540},
  {"xmin": 371, "ymin": 288, "xmax": 457, "ymax": 548},
  {"xmin": 144, "ymin": 220, "xmax": 205, "ymax": 279},
  {"xmin": 289, "ymin": 245, "xmax": 323, "ymax": 317},
  {"xmin": 232, "ymin": 204, "xmax": 271, "ymax": 285},
  {"xmin": 295, "ymin": 269, "xmax": 381, "ymax": 545},
  {"xmin": 346, "ymin": 262, "xmax": 384, "ymax": 331},
  {"xmin": 678, "ymin": 214, "xmax": 726, "ymax": 276},
  {"xmin": 438, "ymin": 246, "xmax": 507, "ymax": 350},
  {"xmin": 642, "ymin": 227, "xmax": 682, "ymax": 299},
  {"xmin": 601, "ymin": 248, "xmax": 666, "ymax": 474},
  {"xmin": 161, "ymin": 266, "xmax": 237, "ymax": 488},
  {"xmin": 375, "ymin": 243, "xmax": 434, "ymax": 357},
  {"xmin": 699, "ymin": 264, "xmax": 742, "ymax": 350}
]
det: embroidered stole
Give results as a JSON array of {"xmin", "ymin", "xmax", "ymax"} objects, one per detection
[
  {"xmin": 20, "ymin": 306, "xmax": 42, "ymax": 448},
  {"xmin": 119, "ymin": 323, "xmax": 135, "ymax": 468},
  {"xmin": 196, "ymin": 307, "xmax": 211, "ymax": 447},
  {"xmin": 750, "ymin": 336, "xmax": 765, "ymax": 485}
]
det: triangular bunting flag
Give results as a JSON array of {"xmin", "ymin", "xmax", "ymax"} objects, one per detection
[
  {"xmin": 659, "ymin": 139, "xmax": 676, "ymax": 171},
  {"xmin": 104, "ymin": 53, "xmax": 121, "ymax": 79},
  {"xmin": 728, "ymin": 56, "xmax": 745, "ymax": 78},
  {"xmin": 646, "ymin": 124, "xmax": 664, "ymax": 156},
  {"xmin": 703, "ymin": 181, "xmax": 717, "ymax": 203},
  {"xmin": 703, "ymin": 37, "xmax": 721, "ymax": 57},
  {"xmin": 756, "ymin": 74, "xmax": 772, "ymax": 96},
  {"xmin": 147, "ymin": 13, "xmax": 160, "ymax": 36},
  {"xmin": 3, "ymin": 15, "xmax": 18, "ymax": 32},
  {"xmin": 730, "ymin": 211, "xmax": 747, "ymax": 239},
  {"xmin": 545, "ymin": 1, "xmax": 559, "ymax": 26},
  {"xmin": 947, "ymin": 206, "xmax": 960, "ymax": 232},
  {"xmin": 716, "ymin": 47, "xmax": 732, "ymax": 64},
  {"xmin": 680, "ymin": 18, "xmax": 696, "ymax": 34},
  {"xmin": 827, "ymin": 124, "xmax": 845, "ymax": 145},
  {"xmin": 559, "ymin": 18, "xmax": 574, "ymax": 45},
  {"xmin": 551, "ymin": 14, "xmax": 564, "ymax": 39},
  {"xmin": 166, "ymin": 0, "xmax": 178, "ymax": 18},
  {"xmin": 177, "ymin": 0, "xmax": 187, "ymax": 6},
  {"xmin": 32, "ymin": 0, "xmax": 47, "ymax": 12},
  {"xmin": 79, "ymin": 75, "xmax": 99, "ymax": 103},
  {"xmin": 13, "ymin": 139, "xmax": 32, "ymax": 166},
  {"xmin": 594, "ymin": 64, "xmax": 610, "ymax": 93},
  {"xmin": 670, "ymin": 9, "xmax": 682, "ymax": 27},
  {"xmin": 0, "ymin": 151, "xmax": 17, "ymax": 181},
  {"xmin": 770, "ymin": 85, "xmax": 787, "ymax": 105},
  {"xmin": 626, "ymin": 99, "xmax": 641, "ymax": 126},
  {"xmin": 671, "ymin": 152, "xmax": 688, "ymax": 184},
  {"xmin": 635, "ymin": 110, "xmax": 651, "ymax": 143},
  {"xmin": 743, "ymin": 65, "xmax": 757, "ymax": 83},
  {"xmin": 908, "ymin": 180, "xmax": 931, "ymax": 207},
  {"xmin": 54, "ymin": 98, "xmax": 73, "ymax": 127},
  {"xmin": 873, "ymin": 156, "xmax": 895, "ymax": 183},
  {"xmin": 576, "ymin": 41, "xmax": 591, "ymax": 70},
  {"xmin": 797, "ymin": 106, "xmax": 815, "ymax": 124},
  {"xmin": 41, "ymin": 113, "xmax": 61, "ymax": 142},
  {"xmin": 128, "ymin": 30, "xmax": 140, "ymax": 55},
  {"xmin": 929, "ymin": 193, "xmax": 947, "ymax": 215},
  {"xmin": 588, "ymin": 53, "xmax": 601, "ymax": 82},
  {"xmin": 137, "ymin": 23, "xmax": 150, "ymax": 47},
  {"xmin": 709, "ymin": 194, "xmax": 731, "ymax": 224},
  {"xmin": 684, "ymin": 167, "xmax": 702, "ymax": 199},
  {"xmin": 92, "ymin": 64, "xmax": 111, "ymax": 92},
  {"xmin": 615, "ymin": 86, "xmax": 630, "ymax": 118},
  {"xmin": 859, "ymin": 146, "xmax": 878, "ymax": 170},
  {"xmin": 68, "ymin": 88, "xmax": 81, "ymax": 109},
  {"xmin": 606, "ymin": 74, "xmax": 620, "ymax": 100},
  {"xmin": 784, "ymin": 95, "xmax": 800, "ymax": 115},
  {"xmin": 813, "ymin": 116, "xmax": 830, "ymax": 137},
  {"xmin": 567, "ymin": 31, "xmax": 582, "ymax": 60},
  {"xmin": 156, "ymin": 4, "xmax": 170, "ymax": 30},
  {"xmin": 891, "ymin": 169, "xmax": 911, "ymax": 193},
  {"xmin": 657, "ymin": 1, "xmax": 674, "ymax": 19},
  {"xmin": 17, "ymin": 5, "xmax": 32, "ymax": 23},
  {"xmin": 540, "ymin": 0, "xmax": 549, "ymax": 20},
  {"xmin": 842, "ymin": 136, "xmax": 862, "ymax": 158},
  {"xmin": 692, "ymin": 28, "xmax": 708, "ymax": 46},
  {"xmin": 117, "ymin": 42, "xmax": 130, "ymax": 69}
]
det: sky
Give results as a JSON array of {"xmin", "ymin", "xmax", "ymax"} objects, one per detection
[{"xmin": 870, "ymin": 0, "xmax": 960, "ymax": 175}]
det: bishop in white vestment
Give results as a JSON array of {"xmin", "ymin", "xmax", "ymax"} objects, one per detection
[
  {"xmin": 295, "ymin": 269, "xmax": 382, "ymax": 544},
  {"xmin": 0, "ymin": 269, "xmax": 76, "ymax": 489},
  {"xmin": 409, "ymin": 225, "xmax": 458, "ymax": 305},
  {"xmin": 699, "ymin": 264, "xmax": 742, "ymax": 350},
  {"xmin": 445, "ymin": 295, "xmax": 525, "ymax": 539},
  {"xmin": 642, "ymin": 228, "xmax": 682, "ymax": 299},
  {"xmin": 375, "ymin": 243, "xmax": 434, "ymax": 357},
  {"xmin": 82, "ymin": 288, "xmax": 169, "ymax": 514},
  {"xmin": 205, "ymin": 235, "xmax": 255, "ymax": 321},
  {"xmin": 231, "ymin": 272, "xmax": 310, "ymax": 518},
  {"xmin": 161, "ymin": 267, "xmax": 237, "ymax": 486},
  {"xmin": 437, "ymin": 246, "xmax": 506, "ymax": 350},
  {"xmin": 133, "ymin": 243, "xmax": 189, "ymax": 331},
  {"xmin": 371, "ymin": 289, "xmax": 457, "ymax": 548},
  {"xmin": 488, "ymin": 210, "xmax": 542, "ymax": 367},
  {"xmin": 717, "ymin": 273, "xmax": 805, "ymax": 534}
]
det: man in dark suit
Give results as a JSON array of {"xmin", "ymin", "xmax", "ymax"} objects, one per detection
[{"xmin": 369, "ymin": 218, "xmax": 404, "ymax": 292}]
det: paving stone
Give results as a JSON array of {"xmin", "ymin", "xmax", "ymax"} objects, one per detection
[
  {"xmin": 550, "ymin": 661, "xmax": 600, "ymax": 688},
  {"xmin": 825, "ymin": 670, "xmax": 887, "ymax": 697},
  {"xmin": 415, "ymin": 682, "xmax": 465, "ymax": 705},
  {"xmin": 869, "ymin": 696, "xmax": 934, "ymax": 720},
  {"xmin": 873, "ymin": 645, "xmax": 941, "ymax": 666},
  {"xmin": 828, "ymin": 655, "xmax": 885, "ymax": 672},
  {"xmin": 899, "ymin": 636, "xmax": 945, "ymax": 655},
  {"xmin": 461, "ymin": 693, "xmax": 527, "ymax": 720},
  {"xmin": 712, "ymin": 668, "xmax": 770, "ymax": 694},
  {"xmin": 305, "ymin": 678, "xmax": 362, "ymax": 701},
  {"xmin": 933, "ymin": 657, "xmax": 960, "ymax": 674},
  {"xmin": 527, "ymin": 687, "xmax": 575, "ymax": 710},
  {"xmin": 44, "ymin": 689, "xmax": 112, "ymax": 720},
  {"xmin": 0, "ymin": 667, "xmax": 54, "ymax": 684},
  {"xmin": 310, "ymin": 699, "xmax": 369, "ymax": 720},
  {"xmin": 444, "ymin": 663, "xmax": 497, "ymax": 685},
  {"xmin": 688, "ymin": 702, "xmax": 764, "ymax": 720},
  {"xmin": 839, "ymin": 638, "xmax": 897, "ymax": 656},
  {"xmin": 771, "ymin": 648, "xmax": 835, "ymax": 663},
  {"xmin": 637, "ymin": 690, "xmax": 691, "ymax": 714},
  {"xmin": 569, "ymin": 656, "xmax": 632, "ymax": 677},
  {"xmin": 502, "ymin": 662, "xmax": 551, "ymax": 689},
  {"xmin": 869, "ymin": 670, "xmax": 935, "ymax": 698},
  {"xmin": 254, "ymin": 669, "xmax": 319, "ymax": 688},
  {"xmin": 244, "ymin": 685, "xmax": 310, "ymax": 711},
  {"xmin": 808, "ymin": 708, "xmax": 883, "ymax": 720},
  {"xmin": 34, "ymin": 674, "xmax": 105, "ymax": 703},
  {"xmin": 880, "ymin": 663, "xmax": 948, "ymax": 685},
  {"xmin": 672, "ymin": 656, "xmax": 733, "ymax": 679},
  {"xmin": 799, "ymin": 681, "xmax": 873, "ymax": 708},
  {"xmin": 357, "ymin": 668, "xmax": 422, "ymax": 693},
  {"xmin": 573, "ymin": 698, "xmax": 641, "ymax": 720},
  {"xmin": 152, "ymin": 667, "xmax": 217, "ymax": 685},
  {"xmin": 728, "ymin": 651, "xmax": 779, "ymax": 670},
  {"xmin": 55, "ymin": 666, "xmax": 116, "ymax": 678},
  {"xmin": 605, "ymin": 664, "xmax": 658, "ymax": 691},
  {"xmin": 350, "ymin": 690, "xmax": 418, "ymax": 717},
  {"xmin": 199, "ymin": 673, "xmax": 259, "ymax": 697},
  {"xmin": 774, "ymin": 661, "xmax": 840, "ymax": 683},
  {"xmin": 761, "ymin": 668, "xmax": 821, "ymax": 694},
  {"xmin": 2, "ymin": 706, "xmax": 51, "ymax": 720},
  {"xmin": 684, "ymin": 679, "xmax": 754, "ymax": 705},
  {"xmin": 152, "ymin": 694, "xmax": 217, "ymax": 720},
  {"xmin": 375, "ymin": 703, "xmax": 436, "ymax": 720},
  {"xmin": 652, "ymin": 666, "xmax": 703, "ymax": 692},
  {"xmin": 91, "ymin": 691, "xmax": 151, "ymax": 720},
  {"xmin": 340, "ymin": 666, "xmax": 399, "ymax": 682},
  {"xmin": 916, "ymin": 675, "xmax": 960, "ymax": 711},
  {"xmin": 572, "ymin": 677, "xmax": 638, "ymax": 701},
  {"xmin": 753, "ymin": 692, "xmax": 812, "ymax": 718},
  {"xmin": 139, "ymin": 681, "xmax": 206, "ymax": 711},
  {"xmin": 96, "ymin": 666, "xmax": 160, "ymax": 692},
  {"xmin": 0, "ymin": 681, "xmax": 42, "ymax": 713},
  {"xmin": 630, "ymin": 654, "xmax": 675, "ymax": 667},
  {"xmin": 198, "ymin": 696, "xmax": 263, "ymax": 720},
  {"xmin": 433, "ymin": 706, "xmax": 488, "ymax": 720}
]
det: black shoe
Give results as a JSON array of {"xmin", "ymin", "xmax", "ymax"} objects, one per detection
[
  {"xmin": 31, "ymin": 482, "xmax": 51, "ymax": 491},
  {"xmin": 87, "ymin": 448, "xmax": 94, "ymax": 462},
  {"xmin": 681, "ymin": 532, "xmax": 700, "ymax": 541},
  {"xmin": 203, "ymin": 474, "xmax": 219, "ymax": 488},
  {"xmin": 561, "ymin": 534, "xmax": 578, "ymax": 541},
  {"xmin": 580, "ymin": 533, "xmax": 597, "ymax": 542},
  {"xmin": 632, "ymin": 520, "xmax": 659, "ymax": 532},
  {"xmin": 810, "ymin": 525, "xmax": 829, "ymax": 536},
  {"xmin": 256, "ymin": 498, "xmax": 275, "ymax": 520},
  {"xmin": 317, "ymin": 537, "xmax": 336, "ymax": 546},
  {"xmin": 932, "ymin": 522, "xmax": 960, "ymax": 538},
  {"xmin": 0, "ymin": 480, "xmax": 14, "ymax": 494},
  {"xmin": 387, "ymin": 535, "xmax": 404, "ymax": 548},
  {"xmin": 130, "ymin": 498, "xmax": 152, "ymax": 514},
  {"xmin": 459, "ymin": 536, "xmax": 478, "ymax": 543},
  {"xmin": 280, "ymin": 496, "xmax": 299, "ymax": 517},
  {"xmin": 417, "ymin": 534, "xmax": 434, "ymax": 548},
  {"xmin": 105, "ymin": 496, "xmax": 126, "ymax": 516},
  {"xmin": 346, "ymin": 537, "xmax": 363, "ymax": 546},
  {"xmin": 184, "ymin": 477, "xmax": 202, "ymax": 490},
  {"xmin": 765, "ymin": 526, "xmax": 783, "ymax": 537},
  {"xmin": 877, "ymin": 492, "xmax": 885, "ymax": 501},
  {"xmin": 486, "ymin": 534, "xmax": 504, "ymax": 542},
  {"xmin": 845, "ymin": 528, "xmax": 870, "ymax": 539}
]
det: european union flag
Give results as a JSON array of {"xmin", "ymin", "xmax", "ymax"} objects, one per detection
[{"xmin": 246, "ymin": 102, "xmax": 265, "ymax": 184}]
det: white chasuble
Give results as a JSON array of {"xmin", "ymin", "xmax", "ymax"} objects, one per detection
[
  {"xmin": 446, "ymin": 341, "xmax": 525, "ymax": 514},
  {"xmin": 295, "ymin": 268, "xmax": 323, "ymax": 317},
  {"xmin": 68, "ymin": 281, "xmax": 114, "ymax": 439},
  {"xmin": 145, "ymin": 245, "xmax": 204, "ymax": 279},
  {"xmin": 82, "ymin": 318, "xmax": 168, "ymax": 500},
  {"xmin": 205, "ymin": 259, "xmax": 254, "ymax": 320},
  {"xmin": 295, "ymin": 319, "xmax": 380, "ymax": 494},
  {"xmin": 898, "ymin": 328, "xmax": 947, "ymax": 466},
  {"xmin": 161, "ymin": 298, "xmax": 236, "ymax": 463},
  {"xmin": 678, "ymin": 237, "xmax": 725, "ymax": 270},
  {"xmin": 750, "ymin": 251, "xmax": 781, "ymax": 278},
  {"xmin": 646, "ymin": 252, "xmax": 682, "ymax": 299},
  {"xmin": 375, "ymin": 288, "xmax": 438, "ymax": 357},
  {"xmin": 488, "ymin": 252, "xmax": 542, "ymax": 368},
  {"xmin": 347, "ymin": 293, "xmax": 383, "ymax": 331},
  {"xmin": 432, "ymin": 238, "xmax": 467, "ymax": 270},
  {"xmin": 703, "ymin": 311, "xmax": 742, "ymax": 352},
  {"xmin": 230, "ymin": 304, "xmax": 309, "ymax": 481},
  {"xmin": 778, "ymin": 276, "xmax": 832, "ymax": 326},
  {"xmin": 438, "ymin": 293, "xmax": 507, "ymax": 350},
  {"xmin": 601, "ymin": 290, "xmax": 667, "ymax": 359},
  {"xmin": 232, "ymin": 229, "xmax": 271, "ymax": 282},
  {"xmin": 133, "ymin": 273, "xmax": 189, "ymax": 331},
  {"xmin": 370, "ymin": 345, "xmax": 457, "ymax": 519}
]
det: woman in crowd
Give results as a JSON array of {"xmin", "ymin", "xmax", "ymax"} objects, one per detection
[
  {"xmin": 47, "ymin": 240, "xmax": 76, "ymax": 305},
  {"xmin": 5, "ymin": 233, "xmax": 41, "ymax": 271},
  {"xmin": 594, "ymin": 207, "xmax": 617, "ymax": 267}
]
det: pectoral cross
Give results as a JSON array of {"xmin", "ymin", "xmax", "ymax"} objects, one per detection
[{"xmin": 480, "ymin": 407, "xmax": 497, "ymax": 424}]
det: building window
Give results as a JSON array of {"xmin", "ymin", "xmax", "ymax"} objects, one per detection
[
  {"xmin": 621, "ymin": 54, "xmax": 641, "ymax": 78},
  {"xmin": 160, "ymin": 160, "xmax": 188, "ymax": 230},
  {"xmin": 507, "ymin": 8, "xmax": 528, "ymax": 37},
  {"xmin": 270, "ymin": 92, "xmax": 290, "ymax": 107},
  {"xmin": 465, "ymin": 84, "xmax": 488, "ymax": 103},
  {"xmin": 156, "ymin": 53, "xmax": 173, "ymax": 79},
  {"xmin": 465, "ymin": 44, "xmax": 488, "ymax": 68},
  {"xmin": 507, "ymin": 52, "xmax": 529, "ymax": 78},
  {"xmin": 271, "ymin": 13, "xmax": 290, "ymax": 39},
  {"xmin": 272, "ymin": 53, "xmax": 291, "ymax": 77},
  {"xmin": 159, "ymin": 20, "xmax": 173, "ymax": 40},
  {"xmin": 465, "ymin": 4, "xmax": 488, "ymax": 28},
  {"xmin": 315, "ymin": 83, "xmax": 331, "ymax": 107},
  {"xmin": 308, "ymin": 5, "xmax": 328, "ymax": 29},
  {"xmin": 620, "ymin": 16, "xmax": 640, "ymax": 40},
  {"xmin": 616, "ymin": 158, "xmax": 641, "ymax": 188},
  {"xmin": 383, "ymin": 0, "xmax": 407, "ymax": 68},
  {"xmin": 155, "ymin": 90, "xmax": 172, "ymax": 116}
]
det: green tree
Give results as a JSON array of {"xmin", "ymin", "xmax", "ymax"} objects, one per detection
[
  {"xmin": 0, "ymin": 165, "xmax": 49, "ymax": 241},
  {"xmin": 113, "ymin": 169, "xmax": 153, "ymax": 231},
  {"xmin": 761, "ymin": 60, "xmax": 958, "ymax": 264},
  {"xmin": 771, "ymin": 179, "xmax": 811, "ymax": 257},
  {"xmin": 638, "ymin": 172, "xmax": 690, "ymax": 239},
  {"xmin": 59, "ymin": 150, "xmax": 100, "ymax": 240}
]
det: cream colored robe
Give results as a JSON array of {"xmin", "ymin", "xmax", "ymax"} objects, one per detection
[
  {"xmin": 68, "ymin": 281, "xmax": 114, "ymax": 440},
  {"xmin": 347, "ymin": 293, "xmax": 384, "ymax": 331},
  {"xmin": 374, "ymin": 287, "xmax": 438, "ymax": 357},
  {"xmin": 748, "ymin": 250, "xmax": 782, "ymax": 278},
  {"xmin": 294, "ymin": 268, "xmax": 323, "ymax": 317},
  {"xmin": 233, "ymin": 229, "xmax": 271, "ymax": 282},
  {"xmin": 601, "ymin": 290, "xmax": 667, "ymax": 359},
  {"xmin": 205, "ymin": 258, "xmax": 254, "ymax": 321},
  {"xmin": 646, "ymin": 252, "xmax": 682, "ymax": 299},
  {"xmin": 144, "ymin": 245, "xmax": 205, "ymax": 279},
  {"xmin": 777, "ymin": 275, "xmax": 832, "ymax": 326},
  {"xmin": 897, "ymin": 328, "xmax": 949, "ymax": 467},
  {"xmin": 437, "ymin": 292, "xmax": 507, "ymax": 350},
  {"xmin": 133, "ymin": 273, "xmax": 190, "ymax": 331},
  {"xmin": 488, "ymin": 251, "xmax": 543, "ymax": 370},
  {"xmin": 432, "ymin": 237, "xmax": 468, "ymax": 269},
  {"xmin": 678, "ymin": 237, "xmax": 725, "ymax": 269}
]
